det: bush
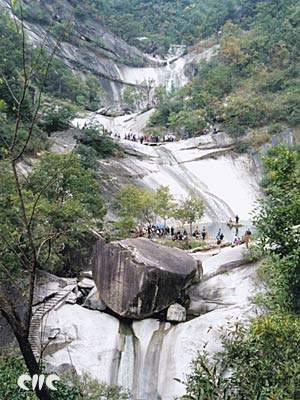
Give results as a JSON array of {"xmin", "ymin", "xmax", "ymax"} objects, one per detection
[
  {"xmin": 0, "ymin": 356, "xmax": 132, "ymax": 400},
  {"xmin": 0, "ymin": 355, "xmax": 80, "ymax": 400},
  {"xmin": 39, "ymin": 103, "xmax": 75, "ymax": 134},
  {"xmin": 234, "ymin": 141, "xmax": 250, "ymax": 153},
  {"xmin": 78, "ymin": 127, "xmax": 121, "ymax": 158},
  {"xmin": 75, "ymin": 144, "xmax": 99, "ymax": 169},
  {"xmin": 221, "ymin": 92, "xmax": 267, "ymax": 137},
  {"xmin": 157, "ymin": 239, "xmax": 206, "ymax": 251},
  {"xmin": 183, "ymin": 314, "xmax": 300, "ymax": 400}
]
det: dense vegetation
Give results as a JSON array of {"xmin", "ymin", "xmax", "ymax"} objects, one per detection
[
  {"xmin": 0, "ymin": 11, "xmax": 102, "ymax": 114},
  {"xmin": 183, "ymin": 146, "xmax": 300, "ymax": 399},
  {"xmin": 92, "ymin": 0, "xmax": 254, "ymax": 53},
  {"xmin": 0, "ymin": 356, "xmax": 131, "ymax": 400},
  {"xmin": 12, "ymin": 0, "xmax": 242, "ymax": 53},
  {"xmin": 151, "ymin": 0, "xmax": 299, "ymax": 141},
  {"xmin": 113, "ymin": 185, "xmax": 204, "ymax": 238}
]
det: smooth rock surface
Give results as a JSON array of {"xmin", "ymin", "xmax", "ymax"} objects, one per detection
[
  {"xmin": 43, "ymin": 305, "xmax": 120, "ymax": 384},
  {"xmin": 73, "ymin": 111, "xmax": 261, "ymax": 222},
  {"xmin": 92, "ymin": 238, "xmax": 197, "ymax": 319},
  {"xmin": 166, "ymin": 304, "xmax": 186, "ymax": 322},
  {"xmin": 188, "ymin": 245, "xmax": 258, "ymax": 316}
]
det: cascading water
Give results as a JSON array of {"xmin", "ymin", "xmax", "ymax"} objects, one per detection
[
  {"xmin": 113, "ymin": 320, "xmax": 171, "ymax": 400},
  {"xmin": 53, "ymin": 41, "xmax": 262, "ymax": 400}
]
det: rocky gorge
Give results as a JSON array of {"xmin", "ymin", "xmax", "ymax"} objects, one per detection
[
  {"xmin": 1, "ymin": 1, "xmax": 296, "ymax": 398},
  {"xmin": 32, "ymin": 242, "xmax": 261, "ymax": 400}
]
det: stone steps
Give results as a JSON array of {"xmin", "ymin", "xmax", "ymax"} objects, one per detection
[{"xmin": 29, "ymin": 281, "xmax": 77, "ymax": 359}]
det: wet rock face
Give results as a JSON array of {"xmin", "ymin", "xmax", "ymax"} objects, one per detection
[{"xmin": 92, "ymin": 238, "xmax": 197, "ymax": 319}]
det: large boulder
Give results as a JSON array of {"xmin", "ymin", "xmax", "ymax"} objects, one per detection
[{"xmin": 92, "ymin": 238, "xmax": 198, "ymax": 319}]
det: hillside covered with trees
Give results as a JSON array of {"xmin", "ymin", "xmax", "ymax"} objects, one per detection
[
  {"xmin": 150, "ymin": 0, "xmax": 299, "ymax": 147},
  {"xmin": 0, "ymin": 0, "xmax": 299, "ymax": 399}
]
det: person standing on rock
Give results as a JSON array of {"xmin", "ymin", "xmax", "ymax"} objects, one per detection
[
  {"xmin": 233, "ymin": 235, "xmax": 241, "ymax": 246},
  {"xmin": 235, "ymin": 214, "xmax": 239, "ymax": 224},
  {"xmin": 216, "ymin": 229, "xmax": 224, "ymax": 245},
  {"xmin": 244, "ymin": 229, "xmax": 252, "ymax": 249},
  {"xmin": 201, "ymin": 226, "xmax": 207, "ymax": 241}
]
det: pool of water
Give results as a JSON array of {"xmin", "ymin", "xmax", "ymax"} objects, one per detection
[
  {"xmin": 199, "ymin": 221, "xmax": 255, "ymax": 242},
  {"xmin": 169, "ymin": 221, "xmax": 255, "ymax": 243}
]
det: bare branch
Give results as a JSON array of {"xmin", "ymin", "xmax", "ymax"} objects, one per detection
[
  {"xmin": 36, "ymin": 233, "xmax": 59, "ymax": 261},
  {"xmin": 0, "ymin": 71, "xmax": 20, "ymax": 105},
  {"xmin": 28, "ymin": 172, "xmax": 61, "ymax": 229},
  {"xmin": 0, "ymin": 261, "xmax": 25, "ymax": 291},
  {"xmin": 13, "ymin": 35, "xmax": 64, "ymax": 161},
  {"xmin": 0, "ymin": 232, "xmax": 31, "ymax": 271}
]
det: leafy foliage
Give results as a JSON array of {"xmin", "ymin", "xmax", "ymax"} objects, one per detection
[
  {"xmin": 0, "ymin": 153, "xmax": 106, "ymax": 278},
  {"xmin": 74, "ymin": 126, "xmax": 122, "ymax": 170},
  {"xmin": 174, "ymin": 195, "xmax": 205, "ymax": 233},
  {"xmin": 113, "ymin": 185, "xmax": 204, "ymax": 237},
  {"xmin": 0, "ymin": 356, "xmax": 131, "ymax": 400},
  {"xmin": 77, "ymin": 127, "xmax": 121, "ymax": 158},
  {"xmin": 92, "ymin": 0, "xmax": 240, "ymax": 52},
  {"xmin": 254, "ymin": 146, "xmax": 300, "ymax": 312},
  {"xmin": 152, "ymin": 0, "xmax": 299, "ymax": 139},
  {"xmin": 38, "ymin": 102, "xmax": 75, "ymax": 134},
  {"xmin": 0, "ymin": 11, "xmax": 102, "ymax": 114},
  {"xmin": 113, "ymin": 185, "xmax": 157, "ymax": 236},
  {"xmin": 183, "ymin": 315, "xmax": 300, "ymax": 400},
  {"xmin": 182, "ymin": 146, "xmax": 300, "ymax": 398}
]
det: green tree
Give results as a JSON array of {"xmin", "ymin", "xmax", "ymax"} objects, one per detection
[
  {"xmin": 173, "ymin": 195, "xmax": 205, "ymax": 234},
  {"xmin": 183, "ymin": 315, "xmax": 300, "ymax": 400},
  {"xmin": 78, "ymin": 126, "xmax": 120, "ymax": 158},
  {"xmin": 182, "ymin": 145, "xmax": 300, "ymax": 399},
  {"xmin": 113, "ymin": 185, "xmax": 157, "ymax": 235},
  {"xmin": 0, "ymin": 6, "xmax": 105, "ymax": 400},
  {"xmin": 254, "ymin": 146, "xmax": 300, "ymax": 257},
  {"xmin": 254, "ymin": 146, "xmax": 300, "ymax": 312},
  {"xmin": 39, "ymin": 102, "xmax": 75, "ymax": 134},
  {"xmin": 154, "ymin": 186, "xmax": 177, "ymax": 228},
  {"xmin": 122, "ymin": 86, "xmax": 137, "ymax": 110}
]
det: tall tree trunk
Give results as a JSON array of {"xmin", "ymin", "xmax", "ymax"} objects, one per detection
[
  {"xmin": 15, "ymin": 332, "xmax": 52, "ymax": 400},
  {"xmin": 0, "ymin": 305, "xmax": 52, "ymax": 400}
]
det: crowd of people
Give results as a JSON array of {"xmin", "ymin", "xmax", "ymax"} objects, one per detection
[
  {"xmin": 114, "ymin": 132, "xmax": 176, "ymax": 144},
  {"xmin": 110, "ymin": 125, "xmax": 221, "ymax": 145},
  {"xmin": 133, "ymin": 223, "xmax": 252, "ymax": 248}
]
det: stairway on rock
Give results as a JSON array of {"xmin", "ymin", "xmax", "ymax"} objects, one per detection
[{"xmin": 29, "ymin": 279, "xmax": 77, "ymax": 359}]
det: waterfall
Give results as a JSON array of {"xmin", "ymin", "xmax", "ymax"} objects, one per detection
[
  {"xmin": 111, "ymin": 319, "xmax": 172, "ymax": 400},
  {"xmin": 136, "ymin": 322, "xmax": 168, "ymax": 400},
  {"xmin": 117, "ymin": 333, "xmax": 135, "ymax": 390}
]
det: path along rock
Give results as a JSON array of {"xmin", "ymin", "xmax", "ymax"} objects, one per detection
[{"xmin": 92, "ymin": 238, "xmax": 198, "ymax": 319}]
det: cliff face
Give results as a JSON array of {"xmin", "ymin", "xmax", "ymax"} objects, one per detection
[
  {"xmin": 0, "ymin": 0, "xmax": 156, "ymax": 106},
  {"xmin": 40, "ymin": 245, "xmax": 262, "ymax": 400}
]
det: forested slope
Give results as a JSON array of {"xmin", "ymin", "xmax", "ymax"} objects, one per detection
[{"xmin": 150, "ymin": 0, "xmax": 299, "ymax": 145}]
